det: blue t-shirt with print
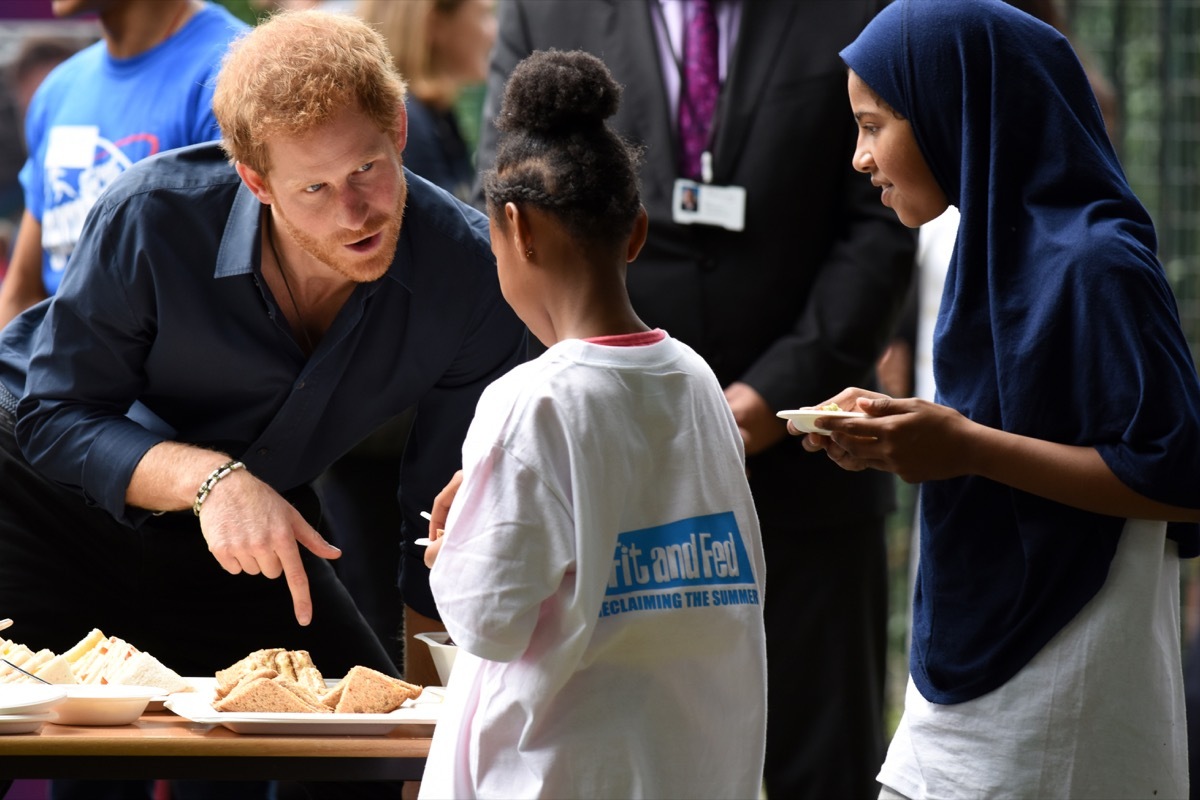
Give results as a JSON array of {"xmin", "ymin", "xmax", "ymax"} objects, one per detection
[{"xmin": 19, "ymin": 2, "xmax": 246, "ymax": 294}]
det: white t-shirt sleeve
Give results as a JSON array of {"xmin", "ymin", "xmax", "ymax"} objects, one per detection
[{"xmin": 429, "ymin": 442, "xmax": 575, "ymax": 663}]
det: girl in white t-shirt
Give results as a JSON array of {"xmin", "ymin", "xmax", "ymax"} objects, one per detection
[{"xmin": 417, "ymin": 50, "xmax": 767, "ymax": 800}]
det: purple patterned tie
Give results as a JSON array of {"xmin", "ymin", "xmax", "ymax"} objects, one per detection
[{"xmin": 679, "ymin": 0, "xmax": 719, "ymax": 180}]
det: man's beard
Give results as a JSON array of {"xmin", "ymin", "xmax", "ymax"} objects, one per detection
[{"xmin": 274, "ymin": 173, "xmax": 407, "ymax": 284}]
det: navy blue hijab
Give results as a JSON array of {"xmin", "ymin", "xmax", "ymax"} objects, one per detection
[{"xmin": 842, "ymin": 0, "xmax": 1200, "ymax": 703}]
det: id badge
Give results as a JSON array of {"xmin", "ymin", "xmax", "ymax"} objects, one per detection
[{"xmin": 672, "ymin": 178, "xmax": 746, "ymax": 231}]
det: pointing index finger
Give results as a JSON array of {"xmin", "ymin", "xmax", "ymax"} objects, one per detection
[{"xmin": 278, "ymin": 545, "xmax": 313, "ymax": 626}]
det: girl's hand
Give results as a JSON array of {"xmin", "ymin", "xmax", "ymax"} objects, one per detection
[
  {"xmin": 808, "ymin": 393, "xmax": 976, "ymax": 483},
  {"xmin": 424, "ymin": 470, "xmax": 462, "ymax": 568}
]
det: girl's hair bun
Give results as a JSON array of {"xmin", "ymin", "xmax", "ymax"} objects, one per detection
[{"xmin": 496, "ymin": 48, "xmax": 621, "ymax": 136}]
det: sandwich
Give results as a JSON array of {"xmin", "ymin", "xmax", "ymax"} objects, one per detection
[
  {"xmin": 213, "ymin": 668, "xmax": 332, "ymax": 713},
  {"xmin": 0, "ymin": 643, "xmax": 54, "ymax": 683},
  {"xmin": 108, "ymin": 651, "xmax": 192, "ymax": 694},
  {"xmin": 73, "ymin": 635, "xmax": 139, "ymax": 684},
  {"xmin": 62, "ymin": 628, "xmax": 106, "ymax": 665},
  {"xmin": 212, "ymin": 649, "xmax": 422, "ymax": 714},
  {"xmin": 323, "ymin": 665, "xmax": 422, "ymax": 713},
  {"xmin": 32, "ymin": 653, "xmax": 79, "ymax": 685}
]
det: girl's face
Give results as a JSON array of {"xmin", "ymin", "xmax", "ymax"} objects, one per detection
[{"xmin": 847, "ymin": 70, "xmax": 948, "ymax": 228}]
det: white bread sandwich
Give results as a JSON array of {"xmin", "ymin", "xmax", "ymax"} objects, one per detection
[
  {"xmin": 0, "ymin": 644, "xmax": 54, "ymax": 683},
  {"xmin": 74, "ymin": 636, "xmax": 138, "ymax": 684},
  {"xmin": 61, "ymin": 628, "xmax": 187, "ymax": 689},
  {"xmin": 32, "ymin": 653, "xmax": 79, "ymax": 685},
  {"xmin": 108, "ymin": 651, "xmax": 191, "ymax": 694},
  {"xmin": 62, "ymin": 628, "xmax": 106, "ymax": 665}
]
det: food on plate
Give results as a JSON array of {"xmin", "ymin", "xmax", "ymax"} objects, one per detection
[
  {"xmin": 108, "ymin": 651, "xmax": 192, "ymax": 694},
  {"xmin": 70, "ymin": 631, "xmax": 191, "ymax": 693},
  {"xmin": 0, "ymin": 628, "xmax": 190, "ymax": 691},
  {"xmin": 0, "ymin": 639, "xmax": 63, "ymax": 683},
  {"xmin": 63, "ymin": 627, "xmax": 106, "ymax": 664},
  {"xmin": 322, "ymin": 665, "xmax": 422, "ymax": 713},
  {"xmin": 213, "ymin": 650, "xmax": 423, "ymax": 714},
  {"xmin": 26, "ymin": 653, "xmax": 77, "ymax": 685},
  {"xmin": 214, "ymin": 667, "xmax": 331, "ymax": 713},
  {"xmin": 819, "ymin": 402, "xmax": 842, "ymax": 411},
  {"xmin": 72, "ymin": 634, "xmax": 139, "ymax": 683},
  {"xmin": 215, "ymin": 648, "xmax": 325, "ymax": 700}
]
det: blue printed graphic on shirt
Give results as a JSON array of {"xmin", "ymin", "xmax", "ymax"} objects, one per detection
[
  {"xmin": 18, "ymin": 4, "xmax": 247, "ymax": 295},
  {"xmin": 39, "ymin": 126, "xmax": 159, "ymax": 286},
  {"xmin": 599, "ymin": 511, "xmax": 759, "ymax": 619}
]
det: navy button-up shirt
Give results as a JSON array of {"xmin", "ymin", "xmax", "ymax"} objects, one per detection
[{"xmin": 0, "ymin": 142, "xmax": 526, "ymax": 612}]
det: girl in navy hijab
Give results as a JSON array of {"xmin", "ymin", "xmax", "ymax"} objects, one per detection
[{"xmin": 795, "ymin": 0, "xmax": 1200, "ymax": 796}]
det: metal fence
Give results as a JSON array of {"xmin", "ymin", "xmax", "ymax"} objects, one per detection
[{"xmin": 1068, "ymin": 0, "xmax": 1200, "ymax": 365}]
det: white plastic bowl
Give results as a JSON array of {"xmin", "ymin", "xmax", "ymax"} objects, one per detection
[
  {"xmin": 51, "ymin": 685, "xmax": 160, "ymax": 726},
  {"xmin": 414, "ymin": 631, "xmax": 458, "ymax": 686}
]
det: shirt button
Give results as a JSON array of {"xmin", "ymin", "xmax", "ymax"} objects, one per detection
[{"xmin": 257, "ymin": 447, "xmax": 269, "ymax": 456}]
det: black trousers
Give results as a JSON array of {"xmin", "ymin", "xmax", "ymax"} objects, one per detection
[
  {"xmin": 0, "ymin": 410, "xmax": 395, "ymax": 681},
  {"xmin": 762, "ymin": 515, "xmax": 889, "ymax": 800}
]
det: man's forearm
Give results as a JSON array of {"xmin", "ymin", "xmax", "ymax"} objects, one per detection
[{"xmin": 126, "ymin": 440, "xmax": 238, "ymax": 513}]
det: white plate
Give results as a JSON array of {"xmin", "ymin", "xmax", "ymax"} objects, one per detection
[
  {"xmin": 0, "ymin": 684, "xmax": 68, "ymax": 715},
  {"xmin": 145, "ymin": 678, "xmax": 198, "ymax": 712},
  {"xmin": 0, "ymin": 712, "xmax": 55, "ymax": 735},
  {"xmin": 164, "ymin": 685, "xmax": 442, "ymax": 735},
  {"xmin": 51, "ymin": 685, "xmax": 161, "ymax": 726},
  {"xmin": 776, "ymin": 408, "xmax": 867, "ymax": 434}
]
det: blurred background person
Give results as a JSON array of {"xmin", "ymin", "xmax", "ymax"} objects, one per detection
[
  {"xmin": 301, "ymin": 0, "xmax": 496, "ymax": 686},
  {"xmin": 0, "ymin": 35, "xmax": 82, "ymax": 280},
  {"xmin": 359, "ymin": 0, "xmax": 495, "ymax": 203},
  {"xmin": 476, "ymin": 2, "xmax": 916, "ymax": 797},
  {"xmin": 0, "ymin": 0, "xmax": 248, "ymax": 330},
  {"xmin": 247, "ymin": 0, "xmax": 357, "ymax": 12}
]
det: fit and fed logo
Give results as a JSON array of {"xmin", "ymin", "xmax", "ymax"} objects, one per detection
[{"xmin": 600, "ymin": 511, "xmax": 759, "ymax": 619}]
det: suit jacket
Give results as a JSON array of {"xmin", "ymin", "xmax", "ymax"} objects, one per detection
[{"xmin": 478, "ymin": 0, "xmax": 916, "ymax": 528}]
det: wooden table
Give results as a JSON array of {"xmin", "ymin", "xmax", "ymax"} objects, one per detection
[{"xmin": 0, "ymin": 710, "xmax": 433, "ymax": 782}]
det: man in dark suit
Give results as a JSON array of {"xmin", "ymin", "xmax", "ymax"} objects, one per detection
[{"xmin": 476, "ymin": 1, "xmax": 915, "ymax": 797}]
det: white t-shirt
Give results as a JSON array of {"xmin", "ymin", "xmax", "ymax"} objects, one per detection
[
  {"xmin": 420, "ymin": 335, "xmax": 767, "ymax": 800},
  {"xmin": 880, "ymin": 518, "xmax": 1187, "ymax": 800}
]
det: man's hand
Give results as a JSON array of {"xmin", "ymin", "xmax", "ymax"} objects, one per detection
[
  {"xmin": 127, "ymin": 442, "xmax": 339, "ymax": 628},
  {"xmin": 724, "ymin": 382, "xmax": 787, "ymax": 456},
  {"xmin": 197, "ymin": 468, "xmax": 340, "ymax": 626}
]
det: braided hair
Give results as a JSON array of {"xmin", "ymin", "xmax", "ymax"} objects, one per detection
[{"xmin": 483, "ymin": 49, "xmax": 643, "ymax": 246}]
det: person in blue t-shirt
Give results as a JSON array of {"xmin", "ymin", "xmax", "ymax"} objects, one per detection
[
  {"xmin": 0, "ymin": 0, "xmax": 247, "ymax": 330},
  {"xmin": 795, "ymin": 1, "xmax": 1200, "ymax": 797}
]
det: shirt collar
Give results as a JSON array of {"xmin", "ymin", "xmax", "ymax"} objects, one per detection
[{"xmin": 213, "ymin": 182, "xmax": 260, "ymax": 279}]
